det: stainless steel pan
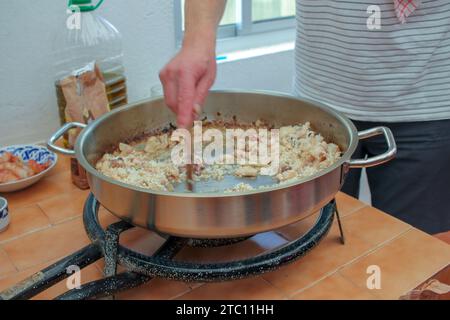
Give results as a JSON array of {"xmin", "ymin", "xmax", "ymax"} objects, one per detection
[{"xmin": 48, "ymin": 90, "xmax": 396, "ymax": 238}]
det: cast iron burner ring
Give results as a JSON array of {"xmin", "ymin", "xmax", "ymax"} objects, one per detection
[
  {"xmin": 84, "ymin": 194, "xmax": 336, "ymax": 282},
  {"xmin": 0, "ymin": 193, "xmax": 341, "ymax": 300},
  {"xmin": 187, "ymin": 237, "xmax": 252, "ymax": 248}
]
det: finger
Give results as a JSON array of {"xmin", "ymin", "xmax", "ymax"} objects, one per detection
[
  {"xmin": 177, "ymin": 71, "xmax": 197, "ymax": 128},
  {"xmin": 159, "ymin": 69, "xmax": 178, "ymax": 113},
  {"xmin": 193, "ymin": 103, "xmax": 202, "ymax": 120},
  {"xmin": 195, "ymin": 74, "xmax": 214, "ymax": 108}
]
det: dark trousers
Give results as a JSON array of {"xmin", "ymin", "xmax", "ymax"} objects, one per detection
[{"xmin": 342, "ymin": 119, "xmax": 450, "ymax": 234}]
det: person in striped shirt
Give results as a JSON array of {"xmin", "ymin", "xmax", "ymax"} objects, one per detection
[{"xmin": 160, "ymin": 0, "xmax": 450, "ymax": 234}]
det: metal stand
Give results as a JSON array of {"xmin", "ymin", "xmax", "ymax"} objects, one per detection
[
  {"xmin": 0, "ymin": 193, "xmax": 340, "ymax": 300},
  {"xmin": 335, "ymin": 206, "xmax": 346, "ymax": 245}
]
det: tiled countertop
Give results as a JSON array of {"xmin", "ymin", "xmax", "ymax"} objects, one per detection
[{"xmin": 0, "ymin": 157, "xmax": 449, "ymax": 300}]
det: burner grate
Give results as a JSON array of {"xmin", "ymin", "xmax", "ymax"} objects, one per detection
[{"xmin": 0, "ymin": 193, "xmax": 343, "ymax": 300}]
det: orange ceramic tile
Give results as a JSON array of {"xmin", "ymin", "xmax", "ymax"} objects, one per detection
[
  {"xmin": 335, "ymin": 192, "xmax": 367, "ymax": 217},
  {"xmin": 177, "ymin": 277, "xmax": 285, "ymax": 300},
  {"xmin": 262, "ymin": 221, "xmax": 375, "ymax": 296},
  {"xmin": 0, "ymin": 205, "xmax": 51, "ymax": 244},
  {"xmin": 3, "ymin": 171, "xmax": 78, "ymax": 210},
  {"xmin": 117, "ymin": 278, "xmax": 192, "ymax": 300},
  {"xmin": 291, "ymin": 272, "xmax": 378, "ymax": 300},
  {"xmin": 37, "ymin": 189, "xmax": 89, "ymax": 224},
  {"xmin": 343, "ymin": 206, "xmax": 411, "ymax": 247},
  {"xmin": 339, "ymin": 229, "xmax": 450, "ymax": 300},
  {"xmin": 0, "ymin": 248, "xmax": 16, "ymax": 278},
  {"xmin": 2, "ymin": 217, "xmax": 91, "ymax": 271}
]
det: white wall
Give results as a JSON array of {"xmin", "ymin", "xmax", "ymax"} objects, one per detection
[{"xmin": 0, "ymin": 0, "xmax": 294, "ymax": 146}]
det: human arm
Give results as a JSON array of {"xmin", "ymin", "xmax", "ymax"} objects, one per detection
[{"xmin": 159, "ymin": 0, "xmax": 227, "ymax": 128}]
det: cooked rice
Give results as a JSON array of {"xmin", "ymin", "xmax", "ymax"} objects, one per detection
[{"xmin": 96, "ymin": 121, "xmax": 342, "ymax": 193}]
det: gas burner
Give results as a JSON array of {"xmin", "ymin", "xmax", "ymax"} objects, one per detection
[
  {"xmin": 0, "ymin": 194, "xmax": 344, "ymax": 300},
  {"xmin": 186, "ymin": 237, "xmax": 252, "ymax": 248}
]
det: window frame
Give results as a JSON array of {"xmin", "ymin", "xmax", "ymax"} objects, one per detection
[{"xmin": 174, "ymin": 0, "xmax": 296, "ymax": 44}]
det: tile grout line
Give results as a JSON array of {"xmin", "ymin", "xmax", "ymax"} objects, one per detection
[
  {"xmin": 285, "ymin": 270, "xmax": 341, "ymax": 298},
  {"xmin": 35, "ymin": 202, "xmax": 54, "ymax": 226},
  {"xmin": 169, "ymin": 282, "xmax": 207, "ymax": 300},
  {"xmin": 345, "ymin": 203, "xmax": 414, "ymax": 230},
  {"xmin": 169, "ymin": 286, "xmax": 197, "ymax": 300},
  {"xmin": 50, "ymin": 215, "xmax": 84, "ymax": 227},
  {"xmin": 0, "ymin": 225, "xmax": 53, "ymax": 246},
  {"xmin": 339, "ymin": 204, "xmax": 369, "ymax": 218},
  {"xmin": 0, "ymin": 257, "xmax": 52, "ymax": 283},
  {"xmin": 4, "ymin": 253, "xmax": 82, "ymax": 280},
  {"xmin": 0, "ymin": 245, "xmax": 19, "ymax": 276},
  {"xmin": 0, "ymin": 213, "xmax": 84, "ymax": 247},
  {"xmin": 259, "ymin": 276, "xmax": 291, "ymax": 300},
  {"xmin": 335, "ymin": 270, "xmax": 383, "ymax": 300},
  {"xmin": 36, "ymin": 199, "xmax": 85, "ymax": 227},
  {"xmin": 0, "ymin": 203, "xmax": 53, "ymax": 246}
]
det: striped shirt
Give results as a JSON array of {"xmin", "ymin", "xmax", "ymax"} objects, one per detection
[{"xmin": 294, "ymin": 0, "xmax": 450, "ymax": 122}]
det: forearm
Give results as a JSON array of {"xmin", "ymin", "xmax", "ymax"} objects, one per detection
[
  {"xmin": 161, "ymin": 1, "xmax": 224, "ymax": 127},
  {"xmin": 183, "ymin": 0, "xmax": 226, "ymax": 49}
]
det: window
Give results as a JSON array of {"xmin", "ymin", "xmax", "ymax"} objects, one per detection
[
  {"xmin": 252, "ymin": 0, "xmax": 296, "ymax": 22},
  {"xmin": 176, "ymin": 0, "xmax": 296, "ymax": 41}
]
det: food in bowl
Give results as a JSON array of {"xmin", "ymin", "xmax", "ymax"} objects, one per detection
[
  {"xmin": 0, "ymin": 145, "xmax": 57, "ymax": 193},
  {"xmin": 95, "ymin": 120, "xmax": 342, "ymax": 192},
  {"xmin": 0, "ymin": 152, "xmax": 52, "ymax": 183}
]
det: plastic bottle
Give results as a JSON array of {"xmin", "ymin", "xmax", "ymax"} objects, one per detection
[
  {"xmin": 53, "ymin": 0, "xmax": 128, "ymax": 190},
  {"xmin": 54, "ymin": 0, "xmax": 128, "ymax": 127}
]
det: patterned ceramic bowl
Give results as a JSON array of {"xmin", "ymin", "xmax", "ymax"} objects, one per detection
[
  {"xmin": 0, "ymin": 145, "xmax": 58, "ymax": 193},
  {"xmin": 0, "ymin": 197, "xmax": 8, "ymax": 232}
]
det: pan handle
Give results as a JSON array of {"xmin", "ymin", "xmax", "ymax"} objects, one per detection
[
  {"xmin": 47, "ymin": 122, "xmax": 87, "ymax": 156},
  {"xmin": 348, "ymin": 126, "xmax": 397, "ymax": 168}
]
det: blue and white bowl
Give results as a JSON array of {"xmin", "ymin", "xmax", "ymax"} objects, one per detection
[
  {"xmin": 0, "ymin": 197, "xmax": 9, "ymax": 232},
  {"xmin": 0, "ymin": 145, "xmax": 58, "ymax": 193}
]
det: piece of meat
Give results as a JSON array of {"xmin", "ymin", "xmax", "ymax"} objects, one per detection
[
  {"xmin": 277, "ymin": 169, "xmax": 297, "ymax": 182},
  {"xmin": 235, "ymin": 166, "xmax": 259, "ymax": 178},
  {"xmin": 0, "ymin": 169, "xmax": 20, "ymax": 183},
  {"xmin": 0, "ymin": 152, "xmax": 14, "ymax": 164},
  {"xmin": 119, "ymin": 143, "xmax": 134, "ymax": 155},
  {"xmin": 28, "ymin": 160, "xmax": 51, "ymax": 174},
  {"xmin": 144, "ymin": 135, "xmax": 169, "ymax": 156},
  {"xmin": 110, "ymin": 159, "xmax": 125, "ymax": 168},
  {"xmin": 0, "ymin": 162, "xmax": 32, "ymax": 179}
]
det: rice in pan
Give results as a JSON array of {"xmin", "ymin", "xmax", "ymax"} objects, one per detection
[{"xmin": 96, "ymin": 120, "xmax": 342, "ymax": 192}]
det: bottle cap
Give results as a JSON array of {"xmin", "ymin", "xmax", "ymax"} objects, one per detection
[{"xmin": 69, "ymin": 0, "xmax": 104, "ymax": 12}]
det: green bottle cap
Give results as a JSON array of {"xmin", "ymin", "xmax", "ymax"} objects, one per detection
[{"xmin": 69, "ymin": 0, "xmax": 104, "ymax": 12}]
